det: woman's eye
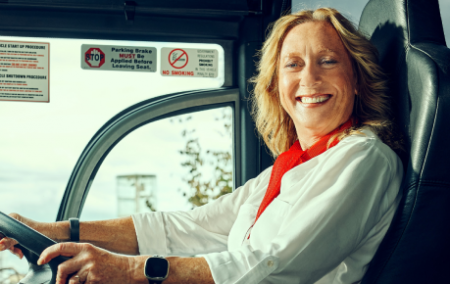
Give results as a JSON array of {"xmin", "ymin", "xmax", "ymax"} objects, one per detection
[
  {"xmin": 321, "ymin": 59, "xmax": 337, "ymax": 65},
  {"xmin": 286, "ymin": 62, "xmax": 298, "ymax": 68}
]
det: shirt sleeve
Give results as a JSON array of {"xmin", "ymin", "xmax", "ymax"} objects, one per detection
[
  {"xmin": 202, "ymin": 138, "xmax": 403, "ymax": 284},
  {"xmin": 132, "ymin": 166, "xmax": 272, "ymax": 256}
]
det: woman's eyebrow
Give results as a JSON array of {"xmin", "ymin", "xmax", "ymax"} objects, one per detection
[
  {"xmin": 280, "ymin": 48, "xmax": 338, "ymax": 60},
  {"xmin": 318, "ymin": 47, "xmax": 338, "ymax": 54},
  {"xmin": 280, "ymin": 53, "xmax": 301, "ymax": 61}
]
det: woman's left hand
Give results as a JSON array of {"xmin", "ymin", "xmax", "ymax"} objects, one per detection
[{"xmin": 38, "ymin": 242, "xmax": 133, "ymax": 284}]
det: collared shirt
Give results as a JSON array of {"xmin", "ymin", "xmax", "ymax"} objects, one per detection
[{"xmin": 132, "ymin": 128, "xmax": 403, "ymax": 284}]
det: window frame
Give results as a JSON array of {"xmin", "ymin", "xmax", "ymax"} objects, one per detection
[{"xmin": 56, "ymin": 87, "xmax": 241, "ymax": 221}]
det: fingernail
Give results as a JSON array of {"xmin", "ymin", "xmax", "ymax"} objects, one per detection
[
  {"xmin": 37, "ymin": 258, "xmax": 42, "ymax": 265},
  {"xmin": 0, "ymin": 244, "xmax": 5, "ymax": 250}
]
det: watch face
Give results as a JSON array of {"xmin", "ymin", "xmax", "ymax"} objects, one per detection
[{"xmin": 145, "ymin": 257, "xmax": 169, "ymax": 279}]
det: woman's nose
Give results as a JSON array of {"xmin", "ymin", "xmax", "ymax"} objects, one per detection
[{"xmin": 300, "ymin": 63, "xmax": 321, "ymax": 88}]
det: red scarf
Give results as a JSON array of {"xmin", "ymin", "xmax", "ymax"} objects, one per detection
[{"xmin": 248, "ymin": 118, "xmax": 354, "ymax": 239}]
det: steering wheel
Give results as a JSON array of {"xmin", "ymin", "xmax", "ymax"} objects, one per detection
[{"xmin": 0, "ymin": 211, "xmax": 70, "ymax": 284}]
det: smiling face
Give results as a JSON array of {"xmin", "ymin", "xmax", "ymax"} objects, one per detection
[{"xmin": 278, "ymin": 21, "xmax": 357, "ymax": 148}]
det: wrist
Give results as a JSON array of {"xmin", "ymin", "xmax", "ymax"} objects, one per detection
[
  {"xmin": 50, "ymin": 221, "xmax": 70, "ymax": 242},
  {"xmin": 129, "ymin": 255, "xmax": 148, "ymax": 284}
]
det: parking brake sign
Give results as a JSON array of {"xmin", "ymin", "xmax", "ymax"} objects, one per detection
[{"xmin": 81, "ymin": 44, "xmax": 156, "ymax": 72}]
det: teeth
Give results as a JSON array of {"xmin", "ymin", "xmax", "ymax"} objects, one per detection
[{"xmin": 301, "ymin": 95, "xmax": 330, "ymax": 104}]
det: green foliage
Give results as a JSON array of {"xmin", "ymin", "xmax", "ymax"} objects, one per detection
[
  {"xmin": 177, "ymin": 110, "xmax": 233, "ymax": 208},
  {"xmin": 145, "ymin": 199, "xmax": 157, "ymax": 212}
]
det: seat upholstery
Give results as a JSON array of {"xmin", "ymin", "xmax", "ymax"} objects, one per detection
[{"xmin": 358, "ymin": 0, "xmax": 450, "ymax": 283}]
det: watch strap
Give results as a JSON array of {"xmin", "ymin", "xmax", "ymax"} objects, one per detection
[
  {"xmin": 68, "ymin": 218, "xmax": 80, "ymax": 242},
  {"xmin": 147, "ymin": 281, "xmax": 163, "ymax": 284}
]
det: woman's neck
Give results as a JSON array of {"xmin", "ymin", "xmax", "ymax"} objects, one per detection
[{"xmin": 297, "ymin": 135, "xmax": 322, "ymax": 150}]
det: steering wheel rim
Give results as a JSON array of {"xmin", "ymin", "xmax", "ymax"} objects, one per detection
[{"xmin": 0, "ymin": 211, "xmax": 70, "ymax": 284}]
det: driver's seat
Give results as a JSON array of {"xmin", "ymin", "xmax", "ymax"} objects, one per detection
[{"xmin": 359, "ymin": 0, "xmax": 450, "ymax": 283}]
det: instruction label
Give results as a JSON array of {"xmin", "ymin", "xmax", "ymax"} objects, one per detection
[
  {"xmin": 161, "ymin": 48, "xmax": 218, "ymax": 78},
  {"xmin": 0, "ymin": 40, "xmax": 50, "ymax": 103},
  {"xmin": 81, "ymin": 44, "xmax": 157, "ymax": 72}
]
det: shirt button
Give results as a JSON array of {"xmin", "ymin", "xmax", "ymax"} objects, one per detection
[{"xmin": 267, "ymin": 260, "xmax": 274, "ymax": 267}]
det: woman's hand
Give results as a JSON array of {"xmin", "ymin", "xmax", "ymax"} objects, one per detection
[
  {"xmin": 37, "ymin": 243, "xmax": 133, "ymax": 284},
  {"xmin": 0, "ymin": 213, "xmax": 44, "ymax": 259},
  {"xmin": 0, "ymin": 234, "xmax": 22, "ymax": 259}
]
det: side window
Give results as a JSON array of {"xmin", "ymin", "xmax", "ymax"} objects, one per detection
[
  {"xmin": 0, "ymin": 36, "xmax": 224, "ymax": 276},
  {"xmin": 81, "ymin": 107, "xmax": 233, "ymax": 220}
]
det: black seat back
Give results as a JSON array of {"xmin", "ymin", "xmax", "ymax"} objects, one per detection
[{"xmin": 359, "ymin": 0, "xmax": 450, "ymax": 283}]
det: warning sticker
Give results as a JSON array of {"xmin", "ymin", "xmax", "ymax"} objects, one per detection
[
  {"xmin": 81, "ymin": 44, "xmax": 157, "ymax": 72},
  {"xmin": 0, "ymin": 40, "xmax": 50, "ymax": 103},
  {"xmin": 161, "ymin": 48, "xmax": 218, "ymax": 78}
]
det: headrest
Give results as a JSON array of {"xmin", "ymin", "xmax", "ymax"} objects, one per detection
[{"xmin": 359, "ymin": 0, "xmax": 446, "ymax": 72}]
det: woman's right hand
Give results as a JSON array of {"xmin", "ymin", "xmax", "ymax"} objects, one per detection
[{"xmin": 0, "ymin": 213, "xmax": 44, "ymax": 259}]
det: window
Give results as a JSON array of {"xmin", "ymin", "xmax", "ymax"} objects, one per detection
[
  {"xmin": 0, "ymin": 36, "xmax": 224, "ymax": 275},
  {"xmin": 81, "ymin": 107, "xmax": 233, "ymax": 221}
]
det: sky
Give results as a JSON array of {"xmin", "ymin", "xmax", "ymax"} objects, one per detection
[{"xmin": 1, "ymin": 0, "xmax": 450, "ymax": 277}]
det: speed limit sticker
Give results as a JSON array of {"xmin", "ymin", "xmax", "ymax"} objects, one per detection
[{"xmin": 161, "ymin": 48, "xmax": 218, "ymax": 78}]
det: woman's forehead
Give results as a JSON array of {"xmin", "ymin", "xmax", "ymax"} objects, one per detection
[{"xmin": 280, "ymin": 21, "xmax": 347, "ymax": 56}]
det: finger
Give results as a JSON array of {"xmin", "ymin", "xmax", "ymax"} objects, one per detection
[
  {"xmin": 54, "ymin": 257, "xmax": 85, "ymax": 284},
  {"xmin": 67, "ymin": 268, "xmax": 89, "ymax": 284},
  {"xmin": 68, "ymin": 274, "xmax": 81, "ymax": 284},
  {"xmin": 8, "ymin": 212, "xmax": 22, "ymax": 221},
  {"xmin": 0, "ymin": 237, "xmax": 19, "ymax": 251},
  {"xmin": 38, "ymin": 243, "xmax": 81, "ymax": 265},
  {"xmin": 11, "ymin": 246, "xmax": 24, "ymax": 259},
  {"xmin": 60, "ymin": 257, "xmax": 91, "ymax": 284},
  {"xmin": 9, "ymin": 249, "xmax": 23, "ymax": 259}
]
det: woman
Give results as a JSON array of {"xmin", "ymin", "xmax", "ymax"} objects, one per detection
[{"xmin": 0, "ymin": 8, "xmax": 403, "ymax": 284}]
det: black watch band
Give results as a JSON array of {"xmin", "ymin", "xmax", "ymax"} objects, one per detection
[
  {"xmin": 147, "ymin": 281, "xmax": 163, "ymax": 284},
  {"xmin": 68, "ymin": 218, "xmax": 79, "ymax": 242}
]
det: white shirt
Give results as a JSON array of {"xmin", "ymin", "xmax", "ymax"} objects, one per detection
[{"xmin": 132, "ymin": 128, "xmax": 403, "ymax": 284}]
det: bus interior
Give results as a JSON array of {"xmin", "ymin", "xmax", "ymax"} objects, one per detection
[{"xmin": 0, "ymin": 0, "xmax": 449, "ymax": 283}]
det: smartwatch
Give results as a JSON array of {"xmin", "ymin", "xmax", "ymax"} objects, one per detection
[{"xmin": 144, "ymin": 255, "xmax": 170, "ymax": 284}]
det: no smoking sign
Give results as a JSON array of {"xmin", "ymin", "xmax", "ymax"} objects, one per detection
[
  {"xmin": 85, "ymin": 48, "xmax": 105, "ymax": 68},
  {"xmin": 169, "ymin": 49, "xmax": 188, "ymax": 69},
  {"xmin": 161, "ymin": 47, "xmax": 218, "ymax": 78}
]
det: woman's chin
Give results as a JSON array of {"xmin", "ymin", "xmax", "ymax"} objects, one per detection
[{"xmin": 292, "ymin": 115, "xmax": 338, "ymax": 135}]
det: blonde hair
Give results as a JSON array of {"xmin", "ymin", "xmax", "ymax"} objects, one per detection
[{"xmin": 250, "ymin": 8, "xmax": 400, "ymax": 157}]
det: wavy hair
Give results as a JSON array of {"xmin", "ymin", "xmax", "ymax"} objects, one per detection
[{"xmin": 250, "ymin": 8, "xmax": 401, "ymax": 157}]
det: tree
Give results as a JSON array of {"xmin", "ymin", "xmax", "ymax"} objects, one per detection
[{"xmin": 177, "ymin": 109, "xmax": 233, "ymax": 208}]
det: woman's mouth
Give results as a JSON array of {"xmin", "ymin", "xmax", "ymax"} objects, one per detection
[{"xmin": 295, "ymin": 94, "xmax": 332, "ymax": 104}]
